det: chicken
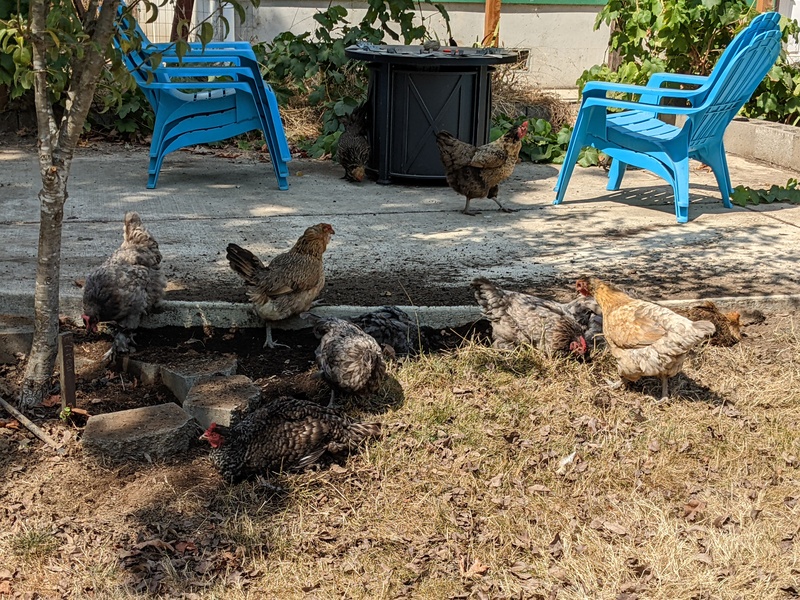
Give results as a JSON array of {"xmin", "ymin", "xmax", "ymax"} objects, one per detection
[
  {"xmin": 82, "ymin": 211, "xmax": 166, "ymax": 359},
  {"xmin": 674, "ymin": 301, "xmax": 742, "ymax": 347},
  {"xmin": 471, "ymin": 277, "xmax": 600, "ymax": 357},
  {"xmin": 226, "ymin": 223, "xmax": 334, "ymax": 348},
  {"xmin": 349, "ymin": 305, "xmax": 428, "ymax": 356},
  {"xmin": 337, "ymin": 104, "xmax": 370, "ymax": 183},
  {"xmin": 576, "ymin": 277, "xmax": 716, "ymax": 401},
  {"xmin": 200, "ymin": 396, "xmax": 381, "ymax": 484},
  {"xmin": 303, "ymin": 314, "xmax": 387, "ymax": 405},
  {"xmin": 435, "ymin": 121, "xmax": 528, "ymax": 215}
]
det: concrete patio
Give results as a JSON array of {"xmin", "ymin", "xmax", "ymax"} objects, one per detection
[{"xmin": 1, "ymin": 137, "xmax": 799, "ymax": 331}]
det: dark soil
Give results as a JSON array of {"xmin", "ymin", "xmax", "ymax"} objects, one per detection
[{"xmin": 0, "ymin": 319, "xmax": 492, "ymax": 421}]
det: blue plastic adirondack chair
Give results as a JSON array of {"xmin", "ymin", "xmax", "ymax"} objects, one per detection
[
  {"xmin": 553, "ymin": 14, "xmax": 782, "ymax": 223},
  {"xmin": 114, "ymin": 11, "xmax": 291, "ymax": 190}
]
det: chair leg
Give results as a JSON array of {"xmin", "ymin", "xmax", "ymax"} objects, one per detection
[
  {"xmin": 553, "ymin": 114, "xmax": 587, "ymax": 205},
  {"xmin": 607, "ymin": 159, "xmax": 627, "ymax": 191},
  {"xmin": 698, "ymin": 145, "xmax": 734, "ymax": 208},
  {"xmin": 672, "ymin": 158, "xmax": 691, "ymax": 223}
]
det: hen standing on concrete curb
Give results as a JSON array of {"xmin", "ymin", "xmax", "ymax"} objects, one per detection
[
  {"xmin": 226, "ymin": 223, "xmax": 335, "ymax": 349},
  {"xmin": 81, "ymin": 211, "xmax": 167, "ymax": 360}
]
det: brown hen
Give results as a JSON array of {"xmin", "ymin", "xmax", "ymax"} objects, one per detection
[
  {"xmin": 435, "ymin": 121, "xmax": 528, "ymax": 215},
  {"xmin": 226, "ymin": 223, "xmax": 334, "ymax": 348},
  {"xmin": 576, "ymin": 277, "xmax": 715, "ymax": 401},
  {"xmin": 674, "ymin": 301, "xmax": 742, "ymax": 347}
]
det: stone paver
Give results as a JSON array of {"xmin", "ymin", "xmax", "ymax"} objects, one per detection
[
  {"xmin": 81, "ymin": 402, "xmax": 196, "ymax": 460},
  {"xmin": 183, "ymin": 374, "xmax": 261, "ymax": 429}
]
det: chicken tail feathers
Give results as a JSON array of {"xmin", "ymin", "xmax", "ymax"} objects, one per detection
[
  {"xmin": 435, "ymin": 130, "xmax": 473, "ymax": 170},
  {"xmin": 226, "ymin": 243, "xmax": 266, "ymax": 285},
  {"xmin": 692, "ymin": 319, "xmax": 717, "ymax": 339},
  {"xmin": 346, "ymin": 421, "xmax": 382, "ymax": 444},
  {"xmin": 123, "ymin": 211, "xmax": 158, "ymax": 249},
  {"xmin": 471, "ymin": 277, "xmax": 507, "ymax": 318}
]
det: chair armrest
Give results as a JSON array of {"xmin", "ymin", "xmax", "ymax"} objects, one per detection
[
  {"xmin": 146, "ymin": 41, "xmax": 257, "ymax": 60},
  {"xmin": 582, "ymin": 80, "xmax": 705, "ymax": 102},
  {"xmin": 158, "ymin": 54, "xmax": 245, "ymax": 66},
  {"xmin": 582, "ymin": 95, "xmax": 702, "ymax": 116},
  {"xmin": 645, "ymin": 72, "xmax": 708, "ymax": 88}
]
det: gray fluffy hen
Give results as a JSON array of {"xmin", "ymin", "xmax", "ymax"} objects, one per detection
[
  {"xmin": 82, "ymin": 212, "xmax": 166, "ymax": 358},
  {"xmin": 350, "ymin": 306, "xmax": 428, "ymax": 356},
  {"xmin": 472, "ymin": 277, "xmax": 602, "ymax": 357},
  {"xmin": 200, "ymin": 396, "xmax": 381, "ymax": 484},
  {"xmin": 304, "ymin": 314, "xmax": 387, "ymax": 403}
]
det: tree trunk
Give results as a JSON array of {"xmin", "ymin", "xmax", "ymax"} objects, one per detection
[
  {"xmin": 170, "ymin": 0, "xmax": 195, "ymax": 42},
  {"xmin": 20, "ymin": 181, "xmax": 67, "ymax": 409},
  {"xmin": 20, "ymin": 0, "xmax": 121, "ymax": 411}
]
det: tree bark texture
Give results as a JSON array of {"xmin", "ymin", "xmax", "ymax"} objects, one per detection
[
  {"xmin": 20, "ymin": 0, "xmax": 122, "ymax": 411},
  {"xmin": 170, "ymin": 0, "xmax": 195, "ymax": 42}
]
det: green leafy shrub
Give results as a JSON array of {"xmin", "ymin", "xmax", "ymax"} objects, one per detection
[
  {"xmin": 491, "ymin": 114, "xmax": 600, "ymax": 166},
  {"xmin": 0, "ymin": 0, "xmax": 155, "ymax": 136},
  {"xmin": 730, "ymin": 178, "xmax": 800, "ymax": 206},
  {"xmin": 576, "ymin": 0, "xmax": 800, "ymax": 125}
]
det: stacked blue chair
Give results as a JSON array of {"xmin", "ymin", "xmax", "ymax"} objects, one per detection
[
  {"xmin": 114, "ymin": 8, "xmax": 291, "ymax": 190},
  {"xmin": 553, "ymin": 13, "xmax": 782, "ymax": 223}
]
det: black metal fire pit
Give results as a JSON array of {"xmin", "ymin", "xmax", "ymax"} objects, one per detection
[{"xmin": 345, "ymin": 43, "xmax": 519, "ymax": 184}]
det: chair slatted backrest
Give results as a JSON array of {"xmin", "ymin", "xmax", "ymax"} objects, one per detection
[
  {"xmin": 639, "ymin": 12, "xmax": 780, "ymax": 106},
  {"xmin": 687, "ymin": 29, "xmax": 781, "ymax": 149}
]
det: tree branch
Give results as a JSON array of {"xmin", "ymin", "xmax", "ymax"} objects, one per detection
[
  {"xmin": 58, "ymin": 0, "xmax": 122, "ymax": 162},
  {"xmin": 29, "ymin": 0, "xmax": 57, "ymax": 171}
]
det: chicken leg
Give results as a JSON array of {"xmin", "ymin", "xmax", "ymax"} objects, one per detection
[
  {"xmin": 264, "ymin": 324, "xmax": 289, "ymax": 349},
  {"xmin": 488, "ymin": 185, "xmax": 518, "ymax": 213}
]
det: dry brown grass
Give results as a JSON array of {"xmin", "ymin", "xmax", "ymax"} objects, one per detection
[
  {"xmin": 1, "ymin": 317, "xmax": 799, "ymax": 598},
  {"xmin": 492, "ymin": 66, "xmax": 577, "ymax": 130}
]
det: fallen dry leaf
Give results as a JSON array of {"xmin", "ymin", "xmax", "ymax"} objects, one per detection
[
  {"xmin": 648, "ymin": 439, "xmax": 661, "ymax": 453},
  {"xmin": 460, "ymin": 557, "xmax": 489, "ymax": 578},
  {"xmin": 134, "ymin": 539, "xmax": 175, "ymax": 553},
  {"xmin": 42, "ymin": 395, "xmax": 61, "ymax": 408},
  {"xmin": 549, "ymin": 532, "xmax": 563, "ymax": 560},
  {"xmin": 1, "ymin": 420, "xmax": 21, "ymax": 430},
  {"xmin": 683, "ymin": 499, "xmax": 706, "ymax": 522},
  {"xmin": 604, "ymin": 521, "xmax": 629, "ymax": 536},
  {"xmin": 694, "ymin": 553, "xmax": 713, "ymax": 566},
  {"xmin": 0, "ymin": 581, "xmax": 11, "ymax": 595}
]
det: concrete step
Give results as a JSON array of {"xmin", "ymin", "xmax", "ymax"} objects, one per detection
[
  {"xmin": 160, "ymin": 354, "xmax": 238, "ymax": 403},
  {"xmin": 0, "ymin": 316, "xmax": 34, "ymax": 364},
  {"xmin": 81, "ymin": 402, "xmax": 197, "ymax": 461},
  {"xmin": 184, "ymin": 374, "xmax": 261, "ymax": 429}
]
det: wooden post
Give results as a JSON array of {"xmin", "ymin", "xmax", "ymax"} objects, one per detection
[
  {"xmin": 482, "ymin": 0, "xmax": 502, "ymax": 47},
  {"xmin": 756, "ymin": 0, "xmax": 774, "ymax": 11},
  {"xmin": 57, "ymin": 332, "xmax": 76, "ymax": 409}
]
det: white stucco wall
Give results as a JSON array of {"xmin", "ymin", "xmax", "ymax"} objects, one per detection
[{"xmin": 235, "ymin": 1, "xmax": 610, "ymax": 89}]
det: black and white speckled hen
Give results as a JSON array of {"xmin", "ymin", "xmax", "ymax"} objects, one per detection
[
  {"xmin": 226, "ymin": 223, "xmax": 334, "ymax": 348},
  {"xmin": 200, "ymin": 396, "xmax": 381, "ymax": 483},
  {"xmin": 82, "ymin": 211, "xmax": 167, "ymax": 358},
  {"xmin": 304, "ymin": 314, "xmax": 387, "ymax": 403},
  {"xmin": 471, "ymin": 277, "xmax": 601, "ymax": 357},
  {"xmin": 350, "ymin": 306, "xmax": 428, "ymax": 356},
  {"xmin": 337, "ymin": 104, "xmax": 370, "ymax": 183}
]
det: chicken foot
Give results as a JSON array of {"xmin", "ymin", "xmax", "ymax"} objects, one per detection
[
  {"xmin": 101, "ymin": 329, "xmax": 136, "ymax": 362},
  {"xmin": 263, "ymin": 324, "xmax": 290, "ymax": 349},
  {"xmin": 488, "ymin": 186, "xmax": 518, "ymax": 213}
]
